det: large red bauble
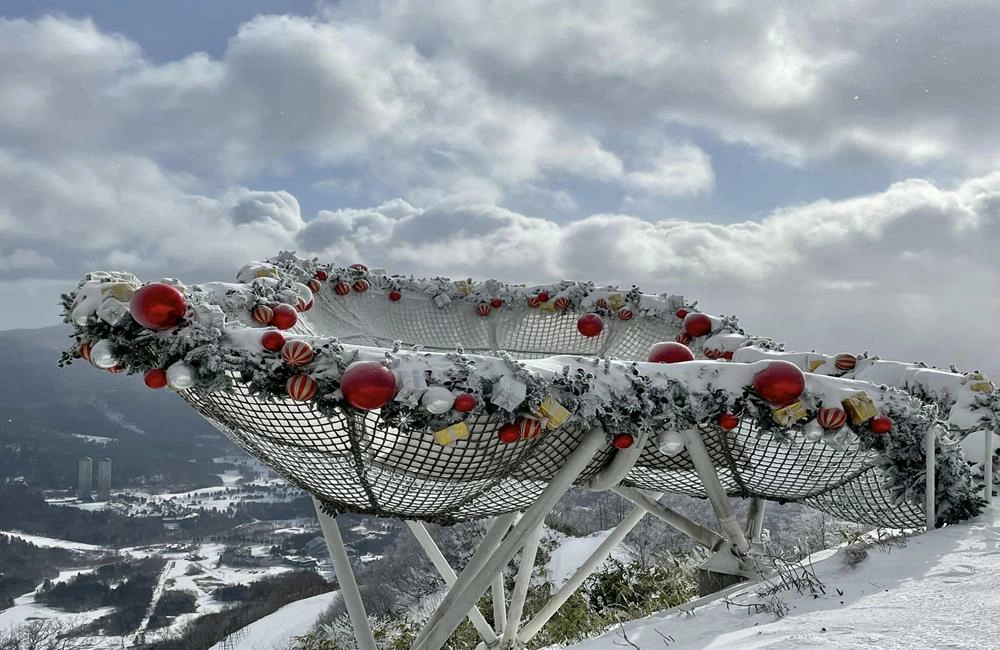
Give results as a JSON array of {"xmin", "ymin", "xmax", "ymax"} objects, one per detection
[
  {"xmin": 577, "ymin": 313, "xmax": 604, "ymax": 337},
  {"xmin": 261, "ymin": 330, "xmax": 286, "ymax": 352},
  {"xmin": 340, "ymin": 361, "xmax": 396, "ymax": 410},
  {"xmin": 647, "ymin": 342, "xmax": 695, "ymax": 364},
  {"xmin": 498, "ymin": 423, "xmax": 520, "ymax": 444},
  {"xmin": 270, "ymin": 304, "xmax": 298, "ymax": 330},
  {"xmin": 683, "ymin": 313, "xmax": 712, "ymax": 338},
  {"xmin": 717, "ymin": 412, "xmax": 740, "ymax": 431},
  {"xmin": 612, "ymin": 433, "xmax": 634, "ymax": 449},
  {"xmin": 870, "ymin": 415, "xmax": 893, "ymax": 434},
  {"xmin": 129, "ymin": 283, "xmax": 186, "ymax": 330},
  {"xmin": 752, "ymin": 361, "xmax": 806, "ymax": 407},
  {"xmin": 453, "ymin": 393, "xmax": 477, "ymax": 412},
  {"xmin": 144, "ymin": 368, "xmax": 168, "ymax": 389}
]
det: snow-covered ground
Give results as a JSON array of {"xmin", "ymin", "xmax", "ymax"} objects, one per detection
[
  {"xmin": 571, "ymin": 505, "xmax": 1000, "ymax": 649},
  {"xmin": 0, "ymin": 530, "xmax": 106, "ymax": 552},
  {"xmin": 547, "ymin": 529, "xmax": 631, "ymax": 587},
  {"xmin": 209, "ymin": 590, "xmax": 340, "ymax": 650}
]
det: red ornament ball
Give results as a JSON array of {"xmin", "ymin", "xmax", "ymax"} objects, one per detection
[
  {"xmin": 577, "ymin": 313, "xmax": 605, "ymax": 338},
  {"xmin": 453, "ymin": 393, "xmax": 477, "ymax": 412},
  {"xmin": 307, "ymin": 278, "xmax": 322, "ymax": 293},
  {"xmin": 261, "ymin": 330, "xmax": 286, "ymax": 352},
  {"xmin": 683, "ymin": 312, "xmax": 713, "ymax": 338},
  {"xmin": 78, "ymin": 341, "xmax": 93, "ymax": 363},
  {"xmin": 870, "ymin": 415, "xmax": 893, "ymax": 434},
  {"xmin": 144, "ymin": 368, "xmax": 168, "ymax": 389},
  {"xmin": 295, "ymin": 298, "xmax": 312, "ymax": 313},
  {"xmin": 489, "ymin": 297, "xmax": 503, "ymax": 309},
  {"xmin": 835, "ymin": 354, "xmax": 857, "ymax": 372},
  {"xmin": 107, "ymin": 365, "xmax": 125, "ymax": 374},
  {"xmin": 130, "ymin": 283, "xmax": 186, "ymax": 330},
  {"xmin": 617, "ymin": 308, "xmax": 634, "ymax": 321},
  {"xmin": 612, "ymin": 433, "xmax": 634, "ymax": 449},
  {"xmin": 518, "ymin": 418, "xmax": 543, "ymax": 439},
  {"xmin": 251, "ymin": 304, "xmax": 273, "ymax": 325},
  {"xmin": 817, "ymin": 407, "xmax": 848, "ymax": 430},
  {"xmin": 314, "ymin": 269, "xmax": 329, "ymax": 281},
  {"xmin": 536, "ymin": 291, "xmax": 550, "ymax": 303},
  {"xmin": 350, "ymin": 263, "xmax": 368, "ymax": 272},
  {"xmin": 717, "ymin": 412, "xmax": 740, "ymax": 431},
  {"xmin": 270, "ymin": 304, "xmax": 298, "ymax": 330},
  {"xmin": 476, "ymin": 303, "xmax": 492, "ymax": 317},
  {"xmin": 647, "ymin": 341, "xmax": 695, "ymax": 364},
  {"xmin": 498, "ymin": 423, "xmax": 520, "ymax": 444},
  {"xmin": 554, "ymin": 296, "xmax": 571, "ymax": 310},
  {"xmin": 286, "ymin": 374, "xmax": 318, "ymax": 401},
  {"xmin": 340, "ymin": 361, "xmax": 396, "ymax": 410},
  {"xmin": 352, "ymin": 279, "xmax": 369, "ymax": 293},
  {"xmin": 752, "ymin": 360, "xmax": 806, "ymax": 407},
  {"xmin": 388, "ymin": 289, "xmax": 402, "ymax": 301},
  {"xmin": 722, "ymin": 351, "xmax": 734, "ymax": 361},
  {"xmin": 281, "ymin": 340, "xmax": 315, "ymax": 367},
  {"xmin": 334, "ymin": 281, "xmax": 350, "ymax": 296},
  {"xmin": 675, "ymin": 308, "xmax": 688, "ymax": 319}
]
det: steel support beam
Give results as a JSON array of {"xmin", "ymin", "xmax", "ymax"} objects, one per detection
[
  {"xmin": 985, "ymin": 429, "xmax": 994, "ymax": 504},
  {"xmin": 745, "ymin": 497, "xmax": 766, "ymax": 543},
  {"xmin": 679, "ymin": 429, "xmax": 751, "ymax": 555},
  {"xmin": 501, "ymin": 523, "xmax": 543, "ymax": 648},
  {"xmin": 926, "ymin": 427, "xmax": 937, "ymax": 530},
  {"xmin": 611, "ymin": 486, "xmax": 723, "ymax": 550}
]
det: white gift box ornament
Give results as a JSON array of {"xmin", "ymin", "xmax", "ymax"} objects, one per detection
[
  {"xmin": 491, "ymin": 375, "xmax": 527, "ymax": 412},
  {"xmin": 394, "ymin": 368, "xmax": 428, "ymax": 406},
  {"xmin": 193, "ymin": 303, "xmax": 226, "ymax": 329},
  {"xmin": 433, "ymin": 293, "xmax": 452, "ymax": 308},
  {"xmin": 96, "ymin": 297, "xmax": 130, "ymax": 326}
]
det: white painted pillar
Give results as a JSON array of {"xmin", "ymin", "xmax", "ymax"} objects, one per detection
[
  {"xmin": 926, "ymin": 427, "xmax": 936, "ymax": 530},
  {"xmin": 501, "ymin": 523, "xmax": 543, "ymax": 648},
  {"xmin": 985, "ymin": 429, "xmax": 994, "ymax": 504},
  {"xmin": 612, "ymin": 486, "xmax": 723, "ymax": 550},
  {"xmin": 679, "ymin": 429, "xmax": 751, "ymax": 555}
]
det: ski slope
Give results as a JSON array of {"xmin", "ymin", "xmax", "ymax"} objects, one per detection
[
  {"xmin": 571, "ymin": 505, "xmax": 1000, "ymax": 649},
  {"xmin": 208, "ymin": 590, "xmax": 340, "ymax": 650}
]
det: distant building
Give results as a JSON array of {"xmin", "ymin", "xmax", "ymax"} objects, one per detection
[
  {"xmin": 96, "ymin": 457, "xmax": 112, "ymax": 500},
  {"xmin": 77, "ymin": 457, "xmax": 93, "ymax": 501},
  {"xmin": 220, "ymin": 546, "xmax": 281, "ymax": 568}
]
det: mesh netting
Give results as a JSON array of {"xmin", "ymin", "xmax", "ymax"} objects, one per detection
[{"xmin": 180, "ymin": 289, "xmax": 925, "ymax": 527}]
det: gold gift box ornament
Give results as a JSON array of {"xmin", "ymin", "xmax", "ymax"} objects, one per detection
[
  {"xmin": 607, "ymin": 294, "xmax": 625, "ymax": 310},
  {"xmin": 772, "ymin": 400, "xmax": 808, "ymax": 426},
  {"xmin": 453, "ymin": 280, "xmax": 473, "ymax": 296},
  {"xmin": 537, "ymin": 395, "xmax": 572, "ymax": 430},
  {"xmin": 966, "ymin": 372, "xmax": 994, "ymax": 394},
  {"xmin": 842, "ymin": 391, "xmax": 878, "ymax": 425},
  {"xmin": 434, "ymin": 422, "xmax": 470, "ymax": 446}
]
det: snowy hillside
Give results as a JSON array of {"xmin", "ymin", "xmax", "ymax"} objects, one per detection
[{"xmin": 571, "ymin": 506, "xmax": 1000, "ymax": 649}]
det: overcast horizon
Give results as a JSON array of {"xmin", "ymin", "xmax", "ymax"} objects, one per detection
[{"xmin": 2, "ymin": 1, "xmax": 999, "ymax": 375}]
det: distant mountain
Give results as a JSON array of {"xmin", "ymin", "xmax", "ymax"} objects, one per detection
[{"xmin": 0, "ymin": 325, "xmax": 238, "ymax": 489}]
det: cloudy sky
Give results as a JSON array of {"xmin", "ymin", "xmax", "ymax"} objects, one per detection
[{"xmin": 2, "ymin": 1, "xmax": 998, "ymax": 374}]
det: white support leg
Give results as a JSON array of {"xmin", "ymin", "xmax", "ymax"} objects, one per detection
[
  {"xmin": 517, "ymin": 495, "xmax": 662, "ymax": 646},
  {"xmin": 501, "ymin": 523, "xmax": 543, "ymax": 648},
  {"xmin": 745, "ymin": 497, "xmax": 766, "ymax": 543},
  {"xmin": 404, "ymin": 521, "xmax": 498, "ymax": 646},
  {"xmin": 312, "ymin": 498, "xmax": 377, "ymax": 650},
  {"xmin": 611, "ymin": 486, "xmax": 723, "ymax": 550},
  {"xmin": 412, "ymin": 429, "xmax": 607, "ymax": 650},
  {"xmin": 985, "ymin": 429, "xmax": 994, "ymax": 504},
  {"xmin": 926, "ymin": 427, "xmax": 937, "ymax": 530},
  {"xmin": 680, "ymin": 429, "xmax": 751, "ymax": 555}
]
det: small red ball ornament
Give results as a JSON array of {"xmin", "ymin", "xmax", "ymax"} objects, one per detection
[
  {"xmin": 144, "ymin": 368, "xmax": 168, "ymax": 389},
  {"xmin": 314, "ymin": 269, "xmax": 329, "ymax": 281},
  {"xmin": 817, "ymin": 407, "xmax": 848, "ymax": 430},
  {"xmin": 307, "ymin": 278, "xmax": 322, "ymax": 293},
  {"xmin": 270, "ymin": 304, "xmax": 298, "ymax": 330},
  {"xmin": 261, "ymin": 330, "xmax": 286, "ymax": 352},
  {"xmin": 353, "ymin": 279, "xmax": 369, "ymax": 293},
  {"xmin": 453, "ymin": 393, "xmax": 477, "ymax": 412},
  {"xmin": 476, "ymin": 303, "xmax": 492, "ymax": 317},
  {"xmin": 252, "ymin": 305, "xmax": 273, "ymax": 325},
  {"xmin": 490, "ymin": 297, "xmax": 503, "ymax": 309},
  {"xmin": 498, "ymin": 423, "xmax": 520, "ymax": 444},
  {"xmin": 130, "ymin": 283, "xmax": 186, "ymax": 330},
  {"xmin": 577, "ymin": 313, "xmax": 605, "ymax": 337},
  {"xmin": 554, "ymin": 296, "xmax": 571, "ymax": 310},
  {"xmin": 612, "ymin": 433, "xmax": 634, "ymax": 449},
  {"xmin": 340, "ymin": 361, "xmax": 396, "ymax": 410},
  {"xmin": 281, "ymin": 340, "xmax": 315, "ymax": 367},
  {"xmin": 334, "ymin": 281, "xmax": 350, "ymax": 296},
  {"xmin": 752, "ymin": 361, "xmax": 806, "ymax": 407},
  {"xmin": 683, "ymin": 313, "xmax": 713, "ymax": 338},
  {"xmin": 286, "ymin": 374, "xmax": 318, "ymax": 401},
  {"xmin": 717, "ymin": 412, "xmax": 740, "ymax": 431},
  {"xmin": 647, "ymin": 342, "xmax": 695, "ymax": 364},
  {"xmin": 536, "ymin": 291, "xmax": 550, "ymax": 303},
  {"xmin": 870, "ymin": 415, "xmax": 893, "ymax": 434},
  {"xmin": 617, "ymin": 308, "xmax": 634, "ymax": 321},
  {"xmin": 675, "ymin": 308, "xmax": 688, "ymax": 319},
  {"xmin": 388, "ymin": 290, "xmax": 402, "ymax": 301}
]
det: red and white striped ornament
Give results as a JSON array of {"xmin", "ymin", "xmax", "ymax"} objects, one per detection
[
  {"xmin": 252, "ymin": 304, "xmax": 273, "ymax": 325},
  {"xmin": 78, "ymin": 340, "xmax": 93, "ymax": 364},
  {"xmin": 554, "ymin": 296, "xmax": 571, "ymax": 310},
  {"xmin": 519, "ymin": 418, "xmax": 543, "ymax": 440},
  {"xmin": 333, "ymin": 281, "xmax": 350, "ymax": 296},
  {"xmin": 816, "ymin": 407, "xmax": 848, "ymax": 430},
  {"xmin": 703, "ymin": 348, "xmax": 722, "ymax": 359},
  {"xmin": 617, "ymin": 308, "xmax": 633, "ymax": 321},
  {"xmin": 307, "ymin": 278, "xmax": 322, "ymax": 293},
  {"xmin": 295, "ymin": 297, "xmax": 313, "ymax": 312},
  {"xmin": 286, "ymin": 374, "xmax": 318, "ymax": 401},
  {"xmin": 281, "ymin": 340, "xmax": 315, "ymax": 367},
  {"xmin": 314, "ymin": 269, "xmax": 329, "ymax": 281},
  {"xmin": 527, "ymin": 295, "xmax": 541, "ymax": 308},
  {"xmin": 107, "ymin": 365, "xmax": 125, "ymax": 374},
  {"xmin": 476, "ymin": 303, "xmax": 492, "ymax": 317},
  {"xmin": 352, "ymin": 279, "xmax": 369, "ymax": 293},
  {"xmin": 350, "ymin": 263, "xmax": 368, "ymax": 272},
  {"xmin": 594, "ymin": 297, "xmax": 609, "ymax": 309},
  {"xmin": 834, "ymin": 354, "xmax": 857, "ymax": 372},
  {"xmin": 675, "ymin": 332, "xmax": 692, "ymax": 345}
]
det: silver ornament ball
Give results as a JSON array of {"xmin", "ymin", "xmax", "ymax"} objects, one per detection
[
  {"xmin": 657, "ymin": 430, "xmax": 686, "ymax": 456},
  {"xmin": 89, "ymin": 340, "xmax": 118, "ymax": 369},
  {"xmin": 421, "ymin": 386, "xmax": 455, "ymax": 414},
  {"xmin": 166, "ymin": 361, "xmax": 196, "ymax": 390}
]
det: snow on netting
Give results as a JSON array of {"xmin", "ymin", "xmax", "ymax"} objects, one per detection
[{"xmin": 179, "ymin": 290, "xmax": 925, "ymax": 528}]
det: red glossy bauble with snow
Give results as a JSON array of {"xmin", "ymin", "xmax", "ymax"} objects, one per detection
[
  {"xmin": 647, "ymin": 341, "xmax": 695, "ymax": 364},
  {"xmin": 261, "ymin": 330, "xmax": 286, "ymax": 352},
  {"xmin": 476, "ymin": 303, "xmax": 492, "ymax": 317},
  {"xmin": 144, "ymin": 368, "xmax": 168, "ymax": 389},
  {"xmin": 453, "ymin": 393, "xmax": 477, "ymax": 412},
  {"xmin": 752, "ymin": 360, "xmax": 806, "ymax": 407},
  {"xmin": 281, "ymin": 340, "xmax": 315, "ymax": 367},
  {"xmin": 130, "ymin": 283, "xmax": 186, "ymax": 330},
  {"xmin": 612, "ymin": 433, "xmax": 634, "ymax": 449},
  {"xmin": 577, "ymin": 313, "xmax": 605, "ymax": 338},
  {"xmin": 333, "ymin": 281, "xmax": 350, "ymax": 296},
  {"xmin": 683, "ymin": 312, "xmax": 713, "ymax": 338},
  {"xmin": 498, "ymin": 423, "xmax": 520, "ymax": 444},
  {"xmin": 340, "ymin": 361, "xmax": 396, "ymax": 410},
  {"xmin": 817, "ymin": 407, "xmax": 848, "ymax": 430},
  {"xmin": 870, "ymin": 415, "xmax": 893, "ymax": 434},
  {"xmin": 675, "ymin": 308, "xmax": 688, "ymax": 320},
  {"xmin": 388, "ymin": 290, "xmax": 402, "ymax": 302},
  {"xmin": 536, "ymin": 291, "xmax": 550, "ymax": 303},
  {"xmin": 286, "ymin": 375, "xmax": 318, "ymax": 401},
  {"xmin": 270, "ymin": 304, "xmax": 298, "ymax": 330},
  {"xmin": 490, "ymin": 297, "xmax": 503, "ymax": 309},
  {"xmin": 314, "ymin": 269, "xmax": 329, "ymax": 281},
  {"xmin": 717, "ymin": 412, "xmax": 740, "ymax": 431}
]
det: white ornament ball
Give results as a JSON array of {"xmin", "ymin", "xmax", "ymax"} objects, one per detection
[
  {"xmin": 802, "ymin": 420, "xmax": 824, "ymax": 443},
  {"xmin": 166, "ymin": 361, "xmax": 196, "ymax": 390},
  {"xmin": 421, "ymin": 386, "xmax": 455, "ymax": 414},
  {"xmin": 657, "ymin": 430, "xmax": 685, "ymax": 456},
  {"xmin": 89, "ymin": 340, "xmax": 118, "ymax": 369}
]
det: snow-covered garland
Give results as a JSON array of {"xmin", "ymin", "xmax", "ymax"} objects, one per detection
[{"xmin": 59, "ymin": 253, "xmax": 985, "ymax": 525}]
